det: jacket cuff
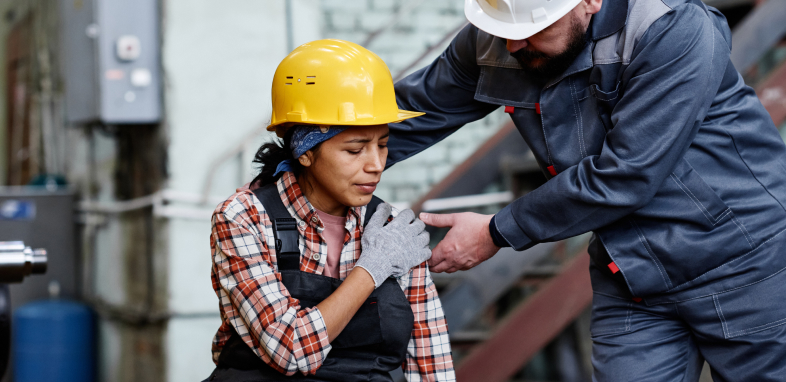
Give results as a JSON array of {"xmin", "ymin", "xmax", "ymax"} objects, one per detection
[
  {"xmin": 489, "ymin": 215, "xmax": 511, "ymax": 248},
  {"xmin": 494, "ymin": 205, "xmax": 536, "ymax": 251}
]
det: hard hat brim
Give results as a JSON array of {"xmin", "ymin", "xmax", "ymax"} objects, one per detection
[
  {"xmin": 268, "ymin": 109, "xmax": 425, "ymax": 138},
  {"xmin": 464, "ymin": 0, "xmax": 582, "ymax": 41}
]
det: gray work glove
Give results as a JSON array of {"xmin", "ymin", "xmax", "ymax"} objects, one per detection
[{"xmin": 355, "ymin": 203, "xmax": 431, "ymax": 288}]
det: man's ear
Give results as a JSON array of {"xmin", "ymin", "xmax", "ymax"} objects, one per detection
[
  {"xmin": 298, "ymin": 151, "xmax": 313, "ymax": 167},
  {"xmin": 585, "ymin": 0, "xmax": 602, "ymax": 15}
]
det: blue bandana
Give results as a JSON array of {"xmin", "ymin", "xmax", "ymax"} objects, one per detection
[{"xmin": 273, "ymin": 125, "xmax": 348, "ymax": 177}]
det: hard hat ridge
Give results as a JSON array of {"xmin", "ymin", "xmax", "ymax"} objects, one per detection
[
  {"xmin": 267, "ymin": 39, "xmax": 424, "ymax": 137},
  {"xmin": 465, "ymin": 0, "xmax": 583, "ymax": 40}
]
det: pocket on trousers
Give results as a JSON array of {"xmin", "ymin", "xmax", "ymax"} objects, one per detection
[
  {"xmin": 713, "ymin": 268, "xmax": 786, "ymax": 339},
  {"xmin": 590, "ymin": 293, "xmax": 633, "ymax": 337}
]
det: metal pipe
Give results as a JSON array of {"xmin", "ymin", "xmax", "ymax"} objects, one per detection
[
  {"xmin": 285, "ymin": 0, "xmax": 294, "ymax": 52},
  {"xmin": 421, "ymin": 191, "xmax": 513, "ymax": 212},
  {"xmin": 199, "ymin": 123, "xmax": 268, "ymax": 205},
  {"xmin": 0, "ymin": 241, "xmax": 48, "ymax": 283},
  {"xmin": 392, "ymin": 21, "xmax": 469, "ymax": 82},
  {"xmin": 361, "ymin": 0, "xmax": 428, "ymax": 47}
]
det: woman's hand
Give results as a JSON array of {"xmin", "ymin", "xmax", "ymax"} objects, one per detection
[
  {"xmin": 318, "ymin": 203, "xmax": 430, "ymax": 342},
  {"xmin": 355, "ymin": 203, "xmax": 432, "ymax": 287}
]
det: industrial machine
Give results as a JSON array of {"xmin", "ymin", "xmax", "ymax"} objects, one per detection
[{"xmin": 0, "ymin": 241, "xmax": 48, "ymax": 378}]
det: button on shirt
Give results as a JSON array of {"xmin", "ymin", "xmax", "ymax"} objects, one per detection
[{"xmin": 210, "ymin": 172, "xmax": 455, "ymax": 380}]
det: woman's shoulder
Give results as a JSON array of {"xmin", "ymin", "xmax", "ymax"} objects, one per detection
[{"xmin": 212, "ymin": 189, "xmax": 263, "ymax": 221}]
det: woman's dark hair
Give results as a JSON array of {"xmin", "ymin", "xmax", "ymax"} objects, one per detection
[{"xmin": 251, "ymin": 127, "xmax": 321, "ymax": 185}]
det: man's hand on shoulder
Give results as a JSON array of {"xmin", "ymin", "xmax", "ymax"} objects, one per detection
[{"xmin": 421, "ymin": 212, "xmax": 500, "ymax": 273}]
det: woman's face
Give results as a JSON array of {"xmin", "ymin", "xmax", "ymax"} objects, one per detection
[{"xmin": 298, "ymin": 124, "xmax": 389, "ymax": 215}]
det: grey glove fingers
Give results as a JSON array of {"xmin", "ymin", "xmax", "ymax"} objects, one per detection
[
  {"xmin": 416, "ymin": 230, "xmax": 430, "ymax": 249},
  {"xmin": 390, "ymin": 208, "xmax": 416, "ymax": 227},
  {"xmin": 408, "ymin": 217, "xmax": 426, "ymax": 235},
  {"xmin": 366, "ymin": 202, "xmax": 392, "ymax": 230},
  {"xmin": 418, "ymin": 246, "xmax": 432, "ymax": 263},
  {"xmin": 394, "ymin": 247, "xmax": 432, "ymax": 278}
]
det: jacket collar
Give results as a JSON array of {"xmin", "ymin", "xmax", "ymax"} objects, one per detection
[
  {"xmin": 545, "ymin": 36, "xmax": 594, "ymax": 89},
  {"xmin": 544, "ymin": 0, "xmax": 628, "ymax": 87},
  {"xmin": 590, "ymin": 0, "xmax": 628, "ymax": 41}
]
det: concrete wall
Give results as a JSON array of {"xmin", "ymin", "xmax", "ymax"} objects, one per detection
[{"xmin": 160, "ymin": 1, "xmax": 322, "ymax": 380}]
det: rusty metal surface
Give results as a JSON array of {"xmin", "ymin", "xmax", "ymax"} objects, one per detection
[
  {"xmin": 411, "ymin": 122, "xmax": 521, "ymax": 213},
  {"xmin": 455, "ymin": 253, "xmax": 592, "ymax": 382},
  {"xmin": 756, "ymin": 59, "xmax": 786, "ymax": 127},
  {"xmin": 730, "ymin": 0, "xmax": 786, "ymax": 72},
  {"xmin": 441, "ymin": 242, "xmax": 556, "ymax": 334}
]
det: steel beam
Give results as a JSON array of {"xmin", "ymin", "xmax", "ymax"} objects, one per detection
[
  {"xmin": 411, "ymin": 122, "xmax": 524, "ymax": 213},
  {"xmin": 730, "ymin": 0, "xmax": 786, "ymax": 73},
  {"xmin": 455, "ymin": 253, "xmax": 592, "ymax": 382},
  {"xmin": 392, "ymin": 21, "xmax": 469, "ymax": 82},
  {"xmin": 441, "ymin": 243, "xmax": 556, "ymax": 333}
]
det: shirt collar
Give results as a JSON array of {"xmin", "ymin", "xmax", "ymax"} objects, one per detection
[
  {"xmin": 277, "ymin": 172, "xmax": 362, "ymax": 229},
  {"xmin": 590, "ymin": 0, "xmax": 627, "ymax": 41}
]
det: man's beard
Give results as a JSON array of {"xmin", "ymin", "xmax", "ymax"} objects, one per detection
[{"xmin": 510, "ymin": 18, "xmax": 589, "ymax": 79}]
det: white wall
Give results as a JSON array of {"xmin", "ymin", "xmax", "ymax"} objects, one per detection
[{"xmin": 161, "ymin": 1, "xmax": 322, "ymax": 380}]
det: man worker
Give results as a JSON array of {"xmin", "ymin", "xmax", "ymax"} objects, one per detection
[{"xmin": 387, "ymin": 0, "xmax": 786, "ymax": 380}]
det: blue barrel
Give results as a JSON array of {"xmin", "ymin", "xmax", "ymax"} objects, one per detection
[{"xmin": 13, "ymin": 300, "xmax": 95, "ymax": 382}]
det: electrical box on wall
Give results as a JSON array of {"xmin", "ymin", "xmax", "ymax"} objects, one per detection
[{"xmin": 60, "ymin": 0, "xmax": 161, "ymax": 124}]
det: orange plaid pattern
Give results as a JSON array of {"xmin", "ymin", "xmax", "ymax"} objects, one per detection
[{"xmin": 210, "ymin": 172, "xmax": 455, "ymax": 380}]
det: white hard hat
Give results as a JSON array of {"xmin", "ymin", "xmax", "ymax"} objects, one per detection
[{"xmin": 464, "ymin": 0, "xmax": 583, "ymax": 40}]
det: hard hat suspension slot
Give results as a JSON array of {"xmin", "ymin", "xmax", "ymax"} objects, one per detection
[{"xmin": 267, "ymin": 39, "xmax": 424, "ymax": 136}]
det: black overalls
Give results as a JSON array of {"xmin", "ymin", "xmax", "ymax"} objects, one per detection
[{"xmin": 206, "ymin": 184, "xmax": 415, "ymax": 382}]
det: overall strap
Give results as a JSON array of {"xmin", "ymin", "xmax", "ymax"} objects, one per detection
[
  {"xmin": 363, "ymin": 196, "xmax": 384, "ymax": 228},
  {"xmin": 253, "ymin": 183, "xmax": 385, "ymax": 271},
  {"xmin": 252, "ymin": 184, "xmax": 301, "ymax": 271}
]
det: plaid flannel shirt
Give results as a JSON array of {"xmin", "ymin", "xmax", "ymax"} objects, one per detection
[{"xmin": 211, "ymin": 172, "xmax": 455, "ymax": 381}]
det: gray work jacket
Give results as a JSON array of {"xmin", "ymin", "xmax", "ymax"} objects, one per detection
[{"xmin": 388, "ymin": 0, "xmax": 786, "ymax": 301}]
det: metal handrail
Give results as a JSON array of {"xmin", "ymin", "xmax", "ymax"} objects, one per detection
[
  {"xmin": 392, "ymin": 21, "xmax": 468, "ymax": 82},
  {"xmin": 199, "ymin": 122, "xmax": 269, "ymax": 205},
  {"xmin": 361, "ymin": 0, "xmax": 428, "ymax": 47}
]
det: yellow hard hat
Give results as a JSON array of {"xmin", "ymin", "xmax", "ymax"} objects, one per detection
[{"xmin": 267, "ymin": 39, "xmax": 424, "ymax": 137}]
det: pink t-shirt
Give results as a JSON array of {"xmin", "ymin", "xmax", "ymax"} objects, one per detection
[{"xmin": 315, "ymin": 210, "xmax": 347, "ymax": 279}]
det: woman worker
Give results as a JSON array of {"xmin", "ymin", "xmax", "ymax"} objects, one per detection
[{"xmin": 205, "ymin": 40, "xmax": 456, "ymax": 381}]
